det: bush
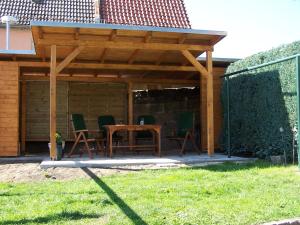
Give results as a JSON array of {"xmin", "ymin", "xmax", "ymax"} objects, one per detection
[{"xmin": 221, "ymin": 41, "xmax": 300, "ymax": 159}]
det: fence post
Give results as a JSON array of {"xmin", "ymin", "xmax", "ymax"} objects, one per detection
[
  {"xmin": 296, "ymin": 56, "xmax": 300, "ymax": 169},
  {"xmin": 226, "ymin": 76, "xmax": 231, "ymax": 158}
]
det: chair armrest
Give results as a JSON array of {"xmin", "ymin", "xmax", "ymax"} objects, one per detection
[
  {"xmin": 88, "ymin": 130, "xmax": 101, "ymax": 134},
  {"xmin": 74, "ymin": 129, "xmax": 89, "ymax": 133}
]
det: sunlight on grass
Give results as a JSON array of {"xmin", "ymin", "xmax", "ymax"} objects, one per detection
[{"xmin": 0, "ymin": 161, "xmax": 299, "ymax": 225}]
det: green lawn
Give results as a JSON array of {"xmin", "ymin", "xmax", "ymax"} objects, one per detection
[{"xmin": 0, "ymin": 162, "xmax": 299, "ymax": 225}]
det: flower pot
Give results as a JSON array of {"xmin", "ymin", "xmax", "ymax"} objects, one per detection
[{"xmin": 48, "ymin": 143, "xmax": 63, "ymax": 161}]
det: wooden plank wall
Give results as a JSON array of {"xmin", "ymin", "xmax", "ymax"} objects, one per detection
[
  {"xmin": 26, "ymin": 81, "xmax": 68, "ymax": 140},
  {"xmin": 68, "ymin": 83, "xmax": 127, "ymax": 139},
  {"xmin": 26, "ymin": 82, "xmax": 127, "ymax": 141},
  {"xmin": 0, "ymin": 62, "xmax": 19, "ymax": 156},
  {"xmin": 201, "ymin": 67, "xmax": 225, "ymax": 150}
]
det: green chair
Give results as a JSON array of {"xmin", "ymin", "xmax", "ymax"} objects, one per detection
[
  {"xmin": 136, "ymin": 115, "xmax": 156, "ymax": 141},
  {"xmin": 68, "ymin": 114, "xmax": 104, "ymax": 158},
  {"xmin": 167, "ymin": 112, "xmax": 200, "ymax": 155},
  {"xmin": 98, "ymin": 115, "xmax": 122, "ymax": 145}
]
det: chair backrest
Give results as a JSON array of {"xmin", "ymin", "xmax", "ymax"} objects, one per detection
[
  {"xmin": 177, "ymin": 112, "xmax": 194, "ymax": 137},
  {"xmin": 98, "ymin": 115, "xmax": 116, "ymax": 137},
  {"xmin": 137, "ymin": 115, "xmax": 156, "ymax": 125},
  {"xmin": 71, "ymin": 114, "xmax": 87, "ymax": 138}
]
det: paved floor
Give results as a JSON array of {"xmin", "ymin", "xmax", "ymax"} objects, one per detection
[{"xmin": 40, "ymin": 153, "xmax": 256, "ymax": 168}]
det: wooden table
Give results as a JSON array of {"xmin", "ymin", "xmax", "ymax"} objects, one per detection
[{"xmin": 104, "ymin": 125, "xmax": 162, "ymax": 158}]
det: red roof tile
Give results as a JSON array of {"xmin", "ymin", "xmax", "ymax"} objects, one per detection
[
  {"xmin": 0, "ymin": 0, "xmax": 191, "ymax": 29},
  {"xmin": 0, "ymin": 0, "xmax": 95, "ymax": 25},
  {"xmin": 100, "ymin": 0, "xmax": 191, "ymax": 29}
]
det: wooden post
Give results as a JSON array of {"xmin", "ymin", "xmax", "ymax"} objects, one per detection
[
  {"xmin": 128, "ymin": 82, "xmax": 133, "ymax": 146},
  {"xmin": 50, "ymin": 45, "xmax": 57, "ymax": 160},
  {"xmin": 21, "ymin": 80, "xmax": 26, "ymax": 154},
  {"xmin": 206, "ymin": 50, "xmax": 214, "ymax": 156}
]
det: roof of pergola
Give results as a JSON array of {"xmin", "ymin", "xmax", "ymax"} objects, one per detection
[{"xmin": 0, "ymin": 21, "xmax": 227, "ymax": 81}]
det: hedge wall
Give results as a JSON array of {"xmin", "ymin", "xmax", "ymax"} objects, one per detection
[{"xmin": 221, "ymin": 41, "xmax": 300, "ymax": 159}]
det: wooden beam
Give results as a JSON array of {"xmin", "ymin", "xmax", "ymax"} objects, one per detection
[
  {"xmin": 99, "ymin": 48, "xmax": 108, "ymax": 63},
  {"xmin": 99, "ymin": 30, "xmax": 117, "ymax": 63},
  {"xmin": 128, "ymin": 82, "xmax": 134, "ymax": 149},
  {"xmin": 109, "ymin": 29, "xmax": 117, "ymax": 41},
  {"xmin": 178, "ymin": 34, "xmax": 187, "ymax": 44},
  {"xmin": 21, "ymin": 80, "xmax": 26, "ymax": 154},
  {"xmin": 74, "ymin": 28, "xmax": 80, "ymax": 40},
  {"xmin": 38, "ymin": 27, "xmax": 44, "ymax": 39},
  {"xmin": 50, "ymin": 45, "xmax": 57, "ymax": 160},
  {"xmin": 127, "ymin": 49, "xmax": 140, "ymax": 64},
  {"xmin": 19, "ymin": 61, "xmax": 197, "ymax": 72},
  {"xmin": 22, "ymin": 74, "xmax": 199, "ymax": 85},
  {"xmin": 126, "ymin": 31, "xmax": 152, "ymax": 64},
  {"xmin": 144, "ymin": 31, "xmax": 153, "ymax": 43},
  {"xmin": 56, "ymin": 46, "xmax": 84, "ymax": 74},
  {"xmin": 181, "ymin": 50, "xmax": 208, "ymax": 78},
  {"xmin": 206, "ymin": 50, "xmax": 214, "ymax": 156},
  {"xmin": 37, "ymin": 39, "xmax": 213, "ymax": 52},
  {"xmin": 155, "ymin": 51, "xmax": 166, "ymax": 65}
]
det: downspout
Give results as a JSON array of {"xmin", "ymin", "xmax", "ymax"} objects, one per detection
[
  {"xmin": 94, "ymin": 0, "xmax": 101, "ymax": 23},
  {"xmin": 1, "ymin": 16, "xmax": 18, "ymax": 50}
]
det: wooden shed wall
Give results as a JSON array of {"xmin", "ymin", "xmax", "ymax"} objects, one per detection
[
  {"xmin": 26, "ymin": 81, "xmax": 68, "ymax": 140},
  {"xmin": 0, "ymin": 62, "xmax": 19, "ymax": 156}
]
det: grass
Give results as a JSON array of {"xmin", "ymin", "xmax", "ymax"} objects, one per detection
[{"xmin": 0, "ymin": 161, "xmax": 299, "ymax": 225}]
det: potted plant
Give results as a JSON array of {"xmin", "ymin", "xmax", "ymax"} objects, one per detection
[{"xmin": 48, "ymin": 132, "xmax": 65, "ymax": 160}]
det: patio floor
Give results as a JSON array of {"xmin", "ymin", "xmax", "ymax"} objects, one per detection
[{"xmin": 40, "ymin": 153, "xmax": 256, "ymax": 169}]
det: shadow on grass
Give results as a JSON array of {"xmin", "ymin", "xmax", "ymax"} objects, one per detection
[
  {"xmin": 187, "ymin": 161, "xmax": 278, "ymax": 172},
  {"xmin": 82, "ymin": 167, "xmax": 148, "ymax": 225},
  {"xmin": 0, "ymin": 211, "xmax": 101, "ymax": 225}
]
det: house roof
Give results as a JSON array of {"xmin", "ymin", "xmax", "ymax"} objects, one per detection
[
  {"xmin": 0, "ymin": 0, "xmax": 95, "ymax": 25},
  {"xmin": 0, "ymin": 0, "xmax": 191, "ymax": 29},
  {"xmin": 100, "ymin": 0, "xmax": 191, "ymax": 28}
]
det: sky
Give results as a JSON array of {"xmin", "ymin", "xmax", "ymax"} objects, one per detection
[{"xmin": 185, "ymin": 0, "xmax": 300, "ymax": 59}]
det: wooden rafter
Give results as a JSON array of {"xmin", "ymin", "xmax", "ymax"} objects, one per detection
[
  {"xmin": 74, "ymin": 28, "xmax": 80, "ymax": 40},
  {"xmin": 56, "ymin": 46, "xmax": 84, "ymax": 74},
  {"xmin": 109, "ymin": 29, "xmax": 117, "ymax": 41},
  {"xmin": 99, "ymin": 29, "xmax": 117, "ymax": 63},
  {"xmin": 38, "ymin": 27, "xmax": 44, "ymax": 39},
  {"xmin": 127, "ymin": 49, "xmax": 140, "ymax": 64},
  {"xmin": 99, "ymin": 48, "xmax": 108, "ymax": 63},
  {"xmin": 178, "ymin": 34, "xmax": 187, "ymax": 44},
  {"xmin": 144, "ymin": 31, "xmax": 153, "ymax": 42},
  {"xmin": 155, "ymin": 51, "xmax": 166, "ymax": 65},
  {"xmin": 127, "ymin": 31, "xmax": 153, "ymax": 64}
]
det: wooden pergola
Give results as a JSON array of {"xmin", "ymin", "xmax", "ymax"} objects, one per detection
[{"xmin": 17, "ymin": 21, "xmax": 226, "ymax": 159}]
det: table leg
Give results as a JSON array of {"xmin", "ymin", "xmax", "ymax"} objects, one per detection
[
  {"xmin": 109, "ymin": 130, "xmax": 113, "ymax": 158},
  {"xmin": 157, "ymin": 129, "xmax": 161, "ymax": 157}
]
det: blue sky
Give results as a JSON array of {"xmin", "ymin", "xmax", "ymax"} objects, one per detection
[{"xmin": 185, "ymin": 0, "xmax": 300, "ymax": 58}]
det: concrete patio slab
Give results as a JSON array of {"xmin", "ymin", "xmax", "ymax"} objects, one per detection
[
  {"xmin": 40, "ymin": 153, "xmax": 256, "ymax": 169},
  {"xmin": 0, "ymin": 155, "xmax": 48, "ymax": 164}
]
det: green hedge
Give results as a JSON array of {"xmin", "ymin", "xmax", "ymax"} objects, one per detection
[{"xmin": 221, "ymin": 41, "xmax": 300, "ymax": 159}]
